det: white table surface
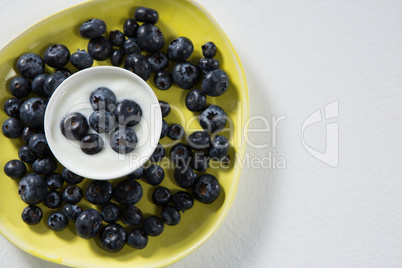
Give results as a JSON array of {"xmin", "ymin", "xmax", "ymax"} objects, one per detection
[{"xmin": 1, "ymin": 0, "xmax": 402, "ymax": 267}]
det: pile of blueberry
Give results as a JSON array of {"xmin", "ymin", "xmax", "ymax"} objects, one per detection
[
  {"xmin": 2, "ymin": 6, "xmax": 231, "ymax": 253},
  {"xmin": 60, "ymin": 87, "xmax": 142, "ymax": 154}
]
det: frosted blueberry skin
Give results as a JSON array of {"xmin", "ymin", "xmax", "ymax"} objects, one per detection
[
  {"xmin": 136, "ymin": 24, "xmax": 164, "ymax": 53},
  {"xmin": 18, "ymin": 173, "xmax": 47, "ymax": 205},
  {"xmin": 127, "ymin": 228, "xmax": 148, "ymax": 249},
  {"xmin": 43, "ymin": 44, "xmax": 70, "ymax": 68},
  {"xmin": 79, "ymin": 18, "xmax": 106, "ymax": 39},
  {"xmin": 21, "ymin": 205, "xmax": 43, "ymax": 225},
  {"xmin": 185, "ymin": 89, "xmax": 206, "ymax": 112},
  {"xmin": 134, "ymin": 7, "xmax": 159, "ymax": 24},
  {"xmin": 167, "ymin": 37, "xmax": 194, "ymax": 62},
  {"xmin": 98, "ymin": 223, "xmax": 127, "ymax": 253},
  {"xmin": 70, "ymin": 49, "xmax": 94, "ymax": 70},
  {"xmin": 47, "ymin": 211, "xmax": 68, "ymax": 231},
  {"xmin": 88, "ymin": 36, "xmax": 113, "ymax": 61},
  {"xmin": 124, "ymin": 53, "xmax": 152, "ymax": 81},
  {"xmin": 2, "ymin": 117, "xmax": 23, "ymax": 139},
  {"xmin": 16, "ymin": 53, "xmax": 45, "ymax": 79},
  {"xmin": 80, "ymin": 134, "xmax": 104, "ymax": 155},
  {"xmin": 113, "ymin": 99, "xmax": 142, "ymax": 127},
  {"xmin": 171, "ymin": 61, "xmax": 201, "ymax": 90},
  {"xmin": 75, "ymin": 209, "xmax": 103, "ymax": 239},
  {"xmin": 199, "ymin": 105, "xmax": 228, "ymax": 133},
  {"xmin": 9, "ymin": 76, "xmax": 31, "ymax": 98},
  {"xmin": 201, "ymin": 41, "xmax": 217, "ymax": 58},
  {"xmin": 192, "ymin": 174, "xmax": 221, "ymax": 204},
  {"xmin": 89, "ymin": 87, "xmax": 117, "ymax": 112},
  {"xmin": 60, "ymin": 112, "xmax": 89, "ymax": 141},
  {"xmin": 201, "ymin": 69, "xmax": 229, "ymax": 97},
  {"xmin": 4, "ymin": 159, "xmax": 27, "ymax": 180}
]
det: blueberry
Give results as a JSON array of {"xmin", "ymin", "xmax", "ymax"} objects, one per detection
[
  {"xmin": 191, "ymin": 152, "xmax": 210, "ymax": 172},
  {"xmin": 136, "ymin": 24, "xmax": 164, "ymax": 53},
  {"xmin": 98, "ymin": 223, "xmax": 127, "ymax": 253},
  {"xmin": 3, "ymin": 97, "xmax": 23, "ymax": 118},
  {"xmin": 89, "ymin": 87, "xmax": 117, "ymax": 111},
  {"xmin": 31, "ymin": 74, "xmax": 49, "ymax": 97},
  {"xmin": 43, "ymin": 44, "xmax": 70, "ymax": 68},
  {"xmin": 43, "ymin": 71, "xmax": 68, "ymax": 97},
  {"xmin": 88, "ymin": 36, "xmax": 113, "ymax": 61},
  {"xmin": 70, "ymin": 49, "xmax": 94, "ymax": 70},
  {"xmin": 149, "ymin": 143, "xmax": 165, "ymax": 162},
  {"xmin": 172, "ymin": 191, "xmax": 194, "ymax": 212},
  {"xmin": 101, "ymin": 202, "xmax": 121, "ymax": 223},
  {"xmin": 62, "ymin": 168, "xmax": 84, "ymax": 184},
  {"xmin": 19, "ymin": 97, "xmax": 47, "ymax": 128},
  {"xmin": 209, "ymin": 135, "xmax": 230, "ymax": 160},
  {"xmin": 185, "ymin": 89, "xmax": 206, "ymax": 112},
  {"xmin": 142, "ymin": 216, "xmax": 164, "ymax": 237},
  {"xmin": 109, "ymin": 30, "xmax": 126, "ymax": 47},
  {"xmin": 168, "ymin": 123, "xmax": 184, "ymax": 140},
  {"xmin": 192, "ymin": 174, "xmax": 221, "ymax": 204},
  {"xmin": 48, "ymin": 211, "xmax": 68, "ymax": 232},
  {"xmin": 75, "ymin": 208, "xmax": 103, "ymax": 239},
  {"xmin": 123, "ymin": 38, "xmax": 141, "ymax": 54},
  {"xmin": 198, "ymin": 57, "xmax": 219, "ymax": 74},
  {"xmin": 56, "ymin": 68, "xmax": 72, "ymax": 78},
  {"xmin": 110, "ymin": 127, "xmax": 138, "ymax": 154},
  {"xmin": 159, "ymin": 101, "xmax": 171, "ymax": 118},
  {"xmin": 45, "ymin": 190, "xmax": 62, "ymax": 209},
  {"xmin": 18, "ymin": 173, "xmax": 47, "ymax": 205},
  {"xmin": 134, "ymin": 7, "xmax": 159, "ymax": 24},
  {"xmin": 121, "ymin": 205, "xmax": 143, "ymax": 226},
  {"xmin": 28, "ymin": 133, "xmax": 50, "ymax": 155},
  {"xmin": 167, "ymin": 37, "xmax": 194, "ymax": 62},
  {"xmin": 18, "ymin": 145, "xmax": 37, "ymax": 163},
  {"xmin": 127, "ymin": 166, "xmax": 144, "ymax": 180},
  {"xmin": 88, "ymin": 105, "xmax": 116, "ymax": 130},
  {"xmin": 124, "ymin": 53, "xmax": 152, "ymax": 81},
  {"xmin": 86, "ymin": 180, "xmax": 113, "ymax": 205},
  {"xmin": 161, "ymin": 205, "xmax": 181, "ymax": 226},
  {"xmin": 154, "ymin": 71, "xmax": 173, "ymax": 90},
  {"xmin": 147, "ymin": 52, "xmax": 169, "ymax": 72},
  {"xmin": 160, "ymin": 119, "xmax": 168, "ymax": 139},
  {"xmin": 16, "ymin": 53, "xmax": 45, "ymax": 79},
  {"xmin": 152, "ymin": 186, "xmax": 172, "ymax": 206},
  {"xmin": 2, "ymin": 117, "xmax": 23, "ymax": 139},
  {"xmin": 45, "ymin": 173, "xmax": 64, "ymax": 189},
  {"xmin": 113, "ymin": 178, "xmax": 143, "ymax": 206},
  {"xmin": 62, "ymin": 185, "xmax": 83, "ymax": 204},
  {"xmin": 201, "ymin": 69, "xmax": 229, "ymax": 97},
  {"xmin": 199, "ymin": 105, "xmax": 228, "ymax": 133},
  {"xmin": 9, "ymin": 76, "xmax": 31, "ymax": 98},
  {"xmin": 144, "ymin": 164, "xmax": 165, "ymax": 185},
  {"xmin": 60, "ymin": 112, "xmax": 89, "ymax": 140},
  {"xmin": 172, "ymin": 61, "xmax": 201, "ymax": 89},
  {"xmin": 127, "ymin": 228, "xmax": 148, "ymax": 249},
  {"xmin": 21, "ymin": 205, "xmax": 43, "ymax": 225},
  {"xmin": 113, "ymin": 99, "xmax": 142, "ymax": 127},
  {"xmin": 123, "ymin": 18, "xmax": 139, "ymax": 38},
  {"xmin": 187, "ymin": 131, "xmax": 211, "ymax": 150},
  {"xmin": 170, "ymin": 143, "xmax": 192, "ymax": 167},
  {"xmin": 21, "ymin": 126, "xmax": 43, "ymax": 144},
  {"xmin": 63, "ymin": 204, "xmax": 82, "ymax": 222},
  {"xmin": 111, "ymin": 49, "xmax": 126, "ymax": 66},
  {"xmin": 32, "ymin": 156, "xmax": 57, "ymax": 175},
  {"xmin": 79, "ymin": 18, "xmax": 106, "ymax": 39},
  {"xmin": 174, "ymin": 165, "xmax": 196, "ymax": 189},
  {"xmin": 202, "ymin": 41, "xmax": 217, "ymax": 58},
  {"xmin": 4, "ymin": 159, "xmax": 27, "ymax": 180},
  {"xmin": 80, "ymin": 134, "xmax": 104, "ymax": 155}
]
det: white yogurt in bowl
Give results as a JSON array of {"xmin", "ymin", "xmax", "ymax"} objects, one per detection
[{"xmin": 44, "ymin": 66, "xmax": 162, "ymax": 180}]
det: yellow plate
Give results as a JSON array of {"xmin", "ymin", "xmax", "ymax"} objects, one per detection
[{"xmin": 0, "ymin": 0, "xmax": 249, "ymax": 267}]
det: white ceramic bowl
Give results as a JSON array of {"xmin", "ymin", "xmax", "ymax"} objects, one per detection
[{"xmin": 44, "ymin": 66, "xmax": 162, "ymax": 180}]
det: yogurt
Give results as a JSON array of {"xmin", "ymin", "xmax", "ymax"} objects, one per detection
[{"xmin": 44, "ymin": 66, "xmax": 162, "ymax": 180}]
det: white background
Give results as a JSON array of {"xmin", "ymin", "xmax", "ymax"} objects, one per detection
[{"xmin": 1, "ymin": 0, "xmax": 402, "ymax": 267}]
